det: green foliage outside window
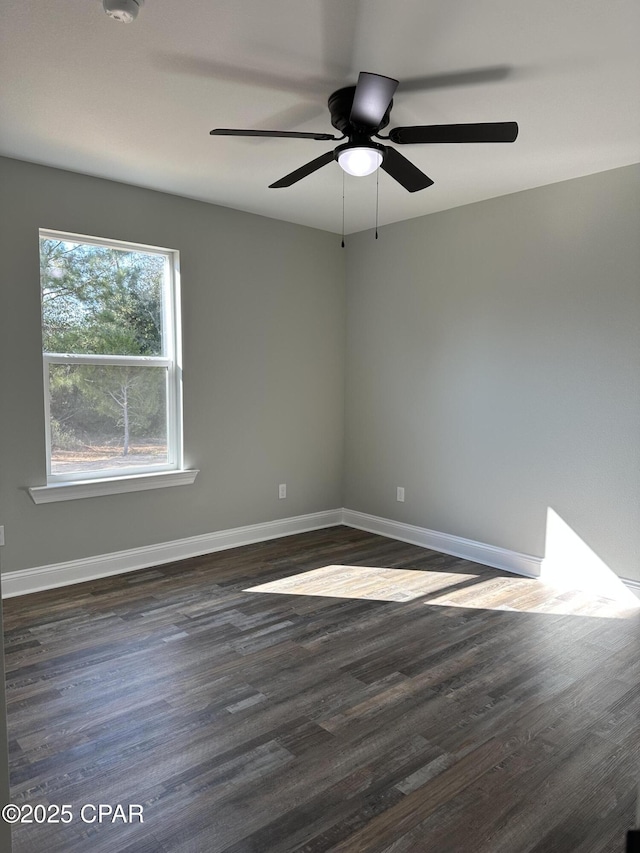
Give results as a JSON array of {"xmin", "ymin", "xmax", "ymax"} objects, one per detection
[{"xmin": 41, "ymin": 238, "xmax": 168, "ymax": 462}]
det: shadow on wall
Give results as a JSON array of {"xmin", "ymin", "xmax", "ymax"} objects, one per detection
[{"xmin": 542, "ymin": 507, "xmax": 638, "ymax": 605}]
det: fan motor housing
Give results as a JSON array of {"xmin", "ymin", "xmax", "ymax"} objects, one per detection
[{"xmin": 328, "ymin": 86, "xmax": 392, "ymax": 135}]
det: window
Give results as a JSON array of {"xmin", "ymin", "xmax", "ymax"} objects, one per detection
[{"xmin": 37, "ymin": 229, "xmax": 187, "ymax": 492}]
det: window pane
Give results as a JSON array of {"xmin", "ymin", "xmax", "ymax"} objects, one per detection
[
  {"xmin": 40, "ymin": 238, "xmax": 166, "ymax": 356},
  {"xmin": 48, "ymin": 364, "xmax": 168, "ymax": 475}
]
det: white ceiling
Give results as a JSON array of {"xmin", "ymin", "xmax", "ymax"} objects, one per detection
[{"xmin": 1, "ymin": 0, "xmax": 639, "ymax": 233}]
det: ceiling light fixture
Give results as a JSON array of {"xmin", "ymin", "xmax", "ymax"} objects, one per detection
[
  {"xmin": 336, "ymin": 144, "xmax": 384, "ymax": 177},
  {"xmin": 103, "ymin": 0, "xmax": 143, "ymax": 23}
]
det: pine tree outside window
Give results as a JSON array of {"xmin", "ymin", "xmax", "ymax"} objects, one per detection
[{"xmin": 39, "ymin": 229, "xmax": 184, "ymax": 485}]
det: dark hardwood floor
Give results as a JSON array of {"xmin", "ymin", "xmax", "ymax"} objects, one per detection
[{"xmin": 3, "ymin": 526, "xmax": 639, "ymax": 852}]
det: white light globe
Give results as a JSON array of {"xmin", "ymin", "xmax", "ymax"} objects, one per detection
[
  {"xmin": 103, "ymin": 0, "xmax": 143, "ymax": 23},
  {"xmin": 338, "ymin": 147, "xmax": 383, "ymax": 177}
]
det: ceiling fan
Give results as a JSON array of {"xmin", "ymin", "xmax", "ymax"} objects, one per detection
[{"xmin": 210, "ymin": 71, "xmax": 518, "ymax": 192}]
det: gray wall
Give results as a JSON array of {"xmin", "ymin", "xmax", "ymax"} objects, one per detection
[
  {"xmin": 0, "ymin": 157, "xmax": 346, "ymax": 572},
  {"xmin": 1, "ymin": 157, "xmax": 638, "ymax": 584},
  {"xmin": 344, "ymin": 164, "xmax": 640, "ymax": 582}
]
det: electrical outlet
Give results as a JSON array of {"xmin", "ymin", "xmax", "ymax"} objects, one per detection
[
  {"xmin": 278, "ymin": 484, "xmax": 286, "ymax": 499},
  {"xmin": 396, "ymin": 487, "xmax": 405, "ymax": 502},
  {"xmin": 0, "ymin": 526, "xmax": 4, "ymax": 547}
]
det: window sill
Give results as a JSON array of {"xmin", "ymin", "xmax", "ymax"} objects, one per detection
[{"xmin": 28, "ymin": 469, "xmax": 199, "ymax": 504}]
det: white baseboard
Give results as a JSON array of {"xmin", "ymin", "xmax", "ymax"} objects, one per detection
[
  {"xmin": 0, "ymin": 509, "xmax": 342, "ymax": 598},
  {"xmin": 624, "ymin": 578, "xmax": 640, "ymax": 600},
  {"xmin": 342, "ymin": 509, "xmax": 543, "ymax": 579},
  {"xmin": 4, "ymin": 506, "xmax": 637, "ymax": 600}
]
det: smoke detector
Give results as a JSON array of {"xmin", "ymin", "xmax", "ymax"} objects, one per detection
[{"xmin": 103, "ymin": 0, "xmax": 143, "ymax": 23}]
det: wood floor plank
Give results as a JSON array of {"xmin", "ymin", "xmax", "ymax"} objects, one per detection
[{"xmin": 3, "ymin": 526, "xmax": 638, "ymax": 852}]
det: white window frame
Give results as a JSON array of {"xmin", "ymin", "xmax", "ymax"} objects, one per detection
[{"xmin": 32, "ymin": 229, "xmax": 196, "ymax": 501}]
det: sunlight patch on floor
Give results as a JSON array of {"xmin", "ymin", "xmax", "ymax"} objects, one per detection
[
  {"xmin": 245, "ymin": 564, "xmax": 637, "ymax": 618},
  {"xmin": 248, "ymin": 565, "xmax": 478, "ymax": 603}
]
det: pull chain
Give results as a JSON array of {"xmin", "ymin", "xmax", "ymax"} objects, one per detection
[
  {"xmin": 375, "ymin": 168, "xmax": 379, "ymax": 240},
  {"xmin": 341, "ymin": 171, "xmax": 345, "ymax": 248}
]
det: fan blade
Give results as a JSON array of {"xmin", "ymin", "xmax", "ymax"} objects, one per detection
[
  {"xmin": 389, "ymin": 122, "xmax": 519, "ymax": 145},
  {"xmin": 381, "ymin": 147, "xmax": 434, "ymax": 193},
  {"xmin": 350, "ymin": 72, "xmax": 399, "ymax": 129},
  {"xmin": 269, "ymin": 151, "xmax": 335, "ymax": 188},
  {"xmin": 400, "ymin": 66, "xmax": 513, "ymax": 93},
  {"xmin": 211, "ymin": 128, "xmax": 339, "ymax": 141},
  {"xmin": 158, "ymin": 53, "xmax": 328, "ymax": 97}
]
